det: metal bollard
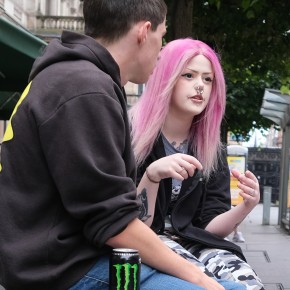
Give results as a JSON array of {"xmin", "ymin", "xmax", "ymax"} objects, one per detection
[{"xmin": 262, "ymin": 186, "xmax": 272, "ymax": 225}]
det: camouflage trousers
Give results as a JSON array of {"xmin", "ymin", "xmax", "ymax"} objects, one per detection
[{"xmin": 159, "ymin": 234, "xmax": 264, "ymax": 290}]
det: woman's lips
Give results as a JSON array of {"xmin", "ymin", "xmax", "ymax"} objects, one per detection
[{"xmin": 189, "ymin": 95, "xmax": 204, "ymax": 102}]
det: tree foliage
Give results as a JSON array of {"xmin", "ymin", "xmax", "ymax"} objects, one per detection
[{"xmin": 164, "ymin": 0, "xmax": 290, "ymax": 141}]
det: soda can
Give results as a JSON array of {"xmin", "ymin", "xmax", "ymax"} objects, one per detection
[{"xmin": 109, "ymin": 248, "xmax": 141, "ymax": 290}]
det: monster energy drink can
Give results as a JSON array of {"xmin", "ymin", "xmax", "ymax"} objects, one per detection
[{"xmin": 109, "ymin": 248, "xmax": 141, "ymax": 290}]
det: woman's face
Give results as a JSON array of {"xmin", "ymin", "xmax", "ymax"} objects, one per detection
[{"xmin": 170, "ymin": 54, "xmax": 214, "ymax": 119}]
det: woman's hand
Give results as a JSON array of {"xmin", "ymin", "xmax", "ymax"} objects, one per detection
[
  {"xmin": 146, "ymin": 153, "xmax": 203, "ymax": 183},
  {"xmin": 231, "ymin": 169, "xmax": 260, "ymax": 208},
  {"xmin": 206, "ymin": 169, "xmax": 261, "ymax": 237}
]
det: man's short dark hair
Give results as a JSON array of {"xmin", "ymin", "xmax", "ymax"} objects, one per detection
[{"xmin": 83, "ymin": 0, "xmax": 167, "ymax": 42}]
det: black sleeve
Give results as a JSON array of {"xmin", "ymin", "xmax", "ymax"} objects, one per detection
[{"xmin": 39, "ymin": 93, "xmax": 140, "ymax": 246}]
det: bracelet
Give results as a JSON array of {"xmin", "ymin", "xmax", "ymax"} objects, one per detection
[{"xmin": 145, "ymin": 167, "xmax": 160, "ymax": 183}]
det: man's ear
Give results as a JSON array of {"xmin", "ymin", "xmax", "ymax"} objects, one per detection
[{"xmin": 137, "ymin": 21, "xmax": 152, "ymax": 44}]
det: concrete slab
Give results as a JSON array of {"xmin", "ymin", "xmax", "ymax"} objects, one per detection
[{"xmin": 232, "ymin": 204, "xmax": 290, "ymax": 290}]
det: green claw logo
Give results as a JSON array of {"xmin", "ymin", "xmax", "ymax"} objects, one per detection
[{"xmin": 113, "ymin": 263, "xmax": 139, "ymax": 290}]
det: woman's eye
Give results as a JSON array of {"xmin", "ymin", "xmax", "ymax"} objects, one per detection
[
  {"xmin": 203, "ymin": 76, "xmax": 213, "ymax": 83},
  {"xmin": 181, "ymin": 73, "xmax": 193, "ymax": 79}
]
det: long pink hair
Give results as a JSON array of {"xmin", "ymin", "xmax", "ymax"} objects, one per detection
[{"xmin": 128, "ymin": 38, "xmax": 226, "ymax": 178}]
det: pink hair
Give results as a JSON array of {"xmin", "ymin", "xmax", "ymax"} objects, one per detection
[{"xmin": 128, "ymin": 38, "xmax": 226, "ymax": 178}]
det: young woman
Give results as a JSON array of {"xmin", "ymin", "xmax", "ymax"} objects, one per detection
[{"xmin": 129, "ymin": 38, "xmax": 264, "ymax": 290}]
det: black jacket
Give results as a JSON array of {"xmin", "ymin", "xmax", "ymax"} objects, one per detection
[
  {"xmin": 0, "ymin": 31, "xmax": 140, "ymax": 289},
  {"xmin": 137, "ymin": 136, "xmax": 246, "ymax": 261}
]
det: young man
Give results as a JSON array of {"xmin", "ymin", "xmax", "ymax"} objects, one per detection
[{"xmin": 0, "ymin": 1, "xmax": 245, "ymax": 289}]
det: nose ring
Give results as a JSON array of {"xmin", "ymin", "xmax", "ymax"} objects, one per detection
[{"xmin": 195, "ymin": 86, "xmax": 204, "ymax": 95}]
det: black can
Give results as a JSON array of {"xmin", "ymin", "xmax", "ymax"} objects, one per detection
[{"xmin": 109, "ymin": 248, "xmax": 141, "ymax": 290}]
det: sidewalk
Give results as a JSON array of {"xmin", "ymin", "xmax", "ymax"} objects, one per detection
[{"xmin": 229, "ymin": 203, "xmax": 290, "ymax": 290}]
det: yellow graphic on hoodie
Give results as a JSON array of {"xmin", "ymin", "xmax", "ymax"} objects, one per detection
[{"xmin": 0, "ymin": 82, "xmax": 32, "ymax": 172}]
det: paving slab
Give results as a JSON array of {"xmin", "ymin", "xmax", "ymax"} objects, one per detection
[{"xmin": 230, "ymin": 203, "xmax": 290, "ymax": 290}]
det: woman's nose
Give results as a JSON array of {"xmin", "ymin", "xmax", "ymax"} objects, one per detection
[{"xmin": 194, "ymin": 84, "xmax": 204, "ymax": 95}]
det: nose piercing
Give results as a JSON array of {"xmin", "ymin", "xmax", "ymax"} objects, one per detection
[{"xmin": 195, "ymin": 86, "xmax": 204, "ymax": 95}]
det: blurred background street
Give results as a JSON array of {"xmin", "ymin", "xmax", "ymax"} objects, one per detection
[{"xmin": 231, "ymin": 203, "xmax": 290, "ymax": 290}]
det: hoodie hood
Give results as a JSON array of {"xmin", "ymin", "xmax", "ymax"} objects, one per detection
[{"xmin": 29, "ymin": 31, "xmax": 121, "ymax": 87}]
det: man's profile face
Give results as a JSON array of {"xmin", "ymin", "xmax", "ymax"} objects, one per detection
[{"xmin": 131, "ymin": 19, "xmax": 167, "ymax": 85}]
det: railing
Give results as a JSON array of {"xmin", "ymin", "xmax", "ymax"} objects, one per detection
[{"xmin": 36, "ymin": 15, "xmax": 84, "ymax": 33}]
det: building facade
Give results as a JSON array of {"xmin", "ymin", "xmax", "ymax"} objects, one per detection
[{"xmin": 1, "ymin": 0, "xmax": 84, "ymax": 40}]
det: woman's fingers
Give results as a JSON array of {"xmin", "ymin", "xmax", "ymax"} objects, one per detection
[
  {"xmin": 179, "ymin": 153, "xmax": 203, "ymax": 171},
  {"xmin": 231, "ymin": 169, "xmax": 260, "ymax": 204},
  {"xmin": 151, "ymin": 153, "xmax": 203, "ymax": 181}
]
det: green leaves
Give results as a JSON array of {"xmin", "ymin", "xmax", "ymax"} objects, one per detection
[{"xmin": 164, "ymin": 0, "xmax": 290, "ymax": 141}]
